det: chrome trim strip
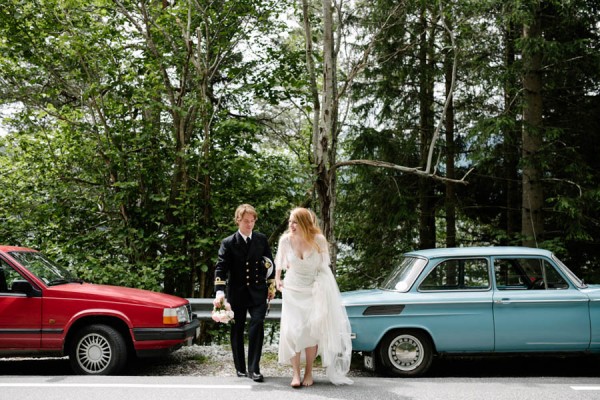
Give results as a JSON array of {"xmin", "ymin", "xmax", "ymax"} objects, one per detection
[{"xmin": 347, "ymin": 298, "xmax": 588, "ymax": 308}]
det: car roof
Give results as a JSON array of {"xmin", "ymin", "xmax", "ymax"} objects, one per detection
[
  {"xmin": 0, "ymin": 245, "xmax": 37, "ymax": 254},
  {"xmin": 405, "ymin": 246, "xmax": 554, "ymax": 259}
]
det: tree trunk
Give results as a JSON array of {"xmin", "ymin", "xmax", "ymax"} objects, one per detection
[
  {"xmin": 503, "ymin": 18, "xmax": 521, "ymax": 242},
  {"xmin": 319, "ymin": 0, "xmax": 338, "ymax": 271},
  {"xmin": 418, "ymin": 8, "xmax": 437, "ymax": 250},
  {"xmin": 521, "ymin": 3, "xmax": 544, "ymax": 248},
  {"xmin": 303, "ymin": 0, "xmax": 339, "ymax": 272},
  {"xmin": 444, "ymin": 27, "xmax": 456, "ymax": 248}
]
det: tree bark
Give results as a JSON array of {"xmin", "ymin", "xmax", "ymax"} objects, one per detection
[
  {"xmin": 302, "ymin": 0, "xmax": 339, "ymax": 272},
  {"xmin": 418, "ymin": 8, "xmax": 437, "ymax": 250},
  {"xmin": 521, "ymin": 2, "xmax": 544, "ymax": 248},
  {"xmin": 318, "ymin": 0, "xmax": 338, "ymax": 271},
  {"xmin": 444, "ymin": 30, "xmax": 456, "ymax": 248},
  {"xmin": 503, "ymin": 18, "xmax": 521, "ymax": 242}
]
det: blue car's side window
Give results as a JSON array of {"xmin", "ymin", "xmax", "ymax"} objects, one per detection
[
  {"xmin": 493, "ymin": 259, "xmax": 529, "ymax": 289},
  {"xmin": 494, "ymin": 257, "xmax": 569, "ymax": 290},
  {"xmin": 419, "ymin": 258, "xmax": 490, "ymax": 291}
]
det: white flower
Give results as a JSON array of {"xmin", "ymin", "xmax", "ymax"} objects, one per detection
[{"xmin": 211, "ymin": 298, "xmax": 235, "ymax": 324}]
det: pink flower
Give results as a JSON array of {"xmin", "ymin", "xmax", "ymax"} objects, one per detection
[{"xmin": 211, "ymin": 297, "xmax": 235, "ymax": 324}]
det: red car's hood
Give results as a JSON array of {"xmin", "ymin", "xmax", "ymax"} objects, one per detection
[{"xmin": 45, "ymin": 282, "xmax": 187, "ymax": 308}]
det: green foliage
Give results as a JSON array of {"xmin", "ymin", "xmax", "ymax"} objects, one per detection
[
  {"xmin": 1, "ymin": 0, "xmax": 600, "ymax": 303},
  {"xmin": 336, "ymin": 128, "xmax": 421, "ymax": 291},
  {"xmin": 0, "ymin": 0, "xmax": 302, "ymax": 297},
  {"xmin": 338, "ymin": 0, "xmax": 600, "ymax": 287}
]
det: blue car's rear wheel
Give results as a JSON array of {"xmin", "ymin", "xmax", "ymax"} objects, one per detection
[{"xmin": 378, "ymin": 330, "xmax": 433, "ymax": 377}]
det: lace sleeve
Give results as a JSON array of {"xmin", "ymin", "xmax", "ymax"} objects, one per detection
[
  {"xmin": 315, "ymin": 234, "xmax": 330, "ymax": 269},
  {"xmin": 275, "ymin": 234, "xmax": 290, "ymax": 271}
]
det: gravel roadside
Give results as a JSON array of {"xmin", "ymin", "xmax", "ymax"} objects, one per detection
[{"xmin": 131, "ymin": 344, "xmax": 374, "ymax": 379}]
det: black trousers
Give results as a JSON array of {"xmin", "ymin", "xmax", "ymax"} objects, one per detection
[{"xmin": 230, "ymin": 300, "xmax": 267, "ymax": 373}]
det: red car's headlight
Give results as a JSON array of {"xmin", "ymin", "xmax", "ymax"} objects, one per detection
[{"xmin": 163, "ymin": 305, "xmax": 190, "ymax": 325}]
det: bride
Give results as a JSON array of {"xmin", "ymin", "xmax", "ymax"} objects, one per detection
[{"xmin": 275, "ymin": 207, "xmax": 353, "ymax": 387}]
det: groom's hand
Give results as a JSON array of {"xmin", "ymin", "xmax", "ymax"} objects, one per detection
[{"xmin": 213, "ymin": 291, "xmax": 225, "ymax": 306}]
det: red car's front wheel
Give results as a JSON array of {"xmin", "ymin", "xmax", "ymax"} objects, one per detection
[{"xmin": 69, "ymin": 324, "xmax": 127, "ymax": 375}]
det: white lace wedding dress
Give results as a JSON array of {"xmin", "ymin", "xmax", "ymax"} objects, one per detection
[{"xmin": 275, "ymin": 233, "xmax": 353, "ymax": 385}]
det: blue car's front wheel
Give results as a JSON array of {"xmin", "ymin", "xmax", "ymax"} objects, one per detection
[{"xmin": 378, "ymin": 329, "xmax": 434, "ymax": 377}]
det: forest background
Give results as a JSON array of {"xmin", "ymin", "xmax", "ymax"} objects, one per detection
[{"xmin": 1, "ymin": 0, "xmax": 599, "ymax": 329}]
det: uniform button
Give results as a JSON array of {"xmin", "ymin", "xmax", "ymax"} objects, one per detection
[
  {"xmin": 247, "ymin": 283, "xmax": 250, "ymax": 286},
  {"xmin": 246, "ymin": 269, "xmax": 250, "ymax": 272}
]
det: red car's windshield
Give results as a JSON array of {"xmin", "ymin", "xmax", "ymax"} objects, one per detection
[{"xmin": 9, "ymin": 251, "xmax": 81, "ymax": 286}]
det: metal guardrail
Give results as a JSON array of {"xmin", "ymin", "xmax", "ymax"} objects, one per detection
[{"xmin": 187, "ymin": 298, "xmax": 282, "ymax": 321}]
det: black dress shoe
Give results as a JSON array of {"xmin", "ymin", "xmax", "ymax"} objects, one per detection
[
  {"xmin": 248, "ymin": 372, "xmax": 264, "ymax": 382},
  {"xmin": 236, "ymin": 371, "xmax": 247, "ymax": 377}
]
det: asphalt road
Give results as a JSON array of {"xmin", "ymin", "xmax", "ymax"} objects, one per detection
[
  {"xmin": 0, "ymin": 354, "xmax": 599, "ymax": 400},
  {"xmin": 0, "ymin": 375, "xmax": 599, "ymax": 400},
  {"xmin": 0, "ymin": 352, "xmax": 598, "ymax": 378}
]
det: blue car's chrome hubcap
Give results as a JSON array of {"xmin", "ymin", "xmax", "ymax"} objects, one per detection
[{"xmin": 389, "ymin": 334, "xmax": 424, "ymax": 371}]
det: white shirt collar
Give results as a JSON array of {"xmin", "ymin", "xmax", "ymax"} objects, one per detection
[{"xmin": 239, "ymin": 231, "xmax": 252, "ymax": 241}]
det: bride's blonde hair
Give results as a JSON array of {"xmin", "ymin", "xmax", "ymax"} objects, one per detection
[{"xmin": 290, "ymin": 207, "xmax": 323, "ymax": 253}]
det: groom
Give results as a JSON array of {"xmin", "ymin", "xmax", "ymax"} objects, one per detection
[{"xmin": 213, "ymin": 204, "xmax": 275, "ymax": 382}]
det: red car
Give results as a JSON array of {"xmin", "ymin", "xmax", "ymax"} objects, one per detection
[{"xmin": 0, "ymin": 245, "xmax": 200, "ymax": 375}]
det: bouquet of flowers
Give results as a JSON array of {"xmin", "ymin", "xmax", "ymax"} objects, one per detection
[{"xmin": 211, "ymin": 297, "xmax": 235, "ymax": 324}]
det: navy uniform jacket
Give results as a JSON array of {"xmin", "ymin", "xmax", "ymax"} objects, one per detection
[{"xmin": 214, "ymin": 231, "xmax": 275, "ymax": 307}]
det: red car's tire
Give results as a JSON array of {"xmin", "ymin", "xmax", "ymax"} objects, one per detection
[{"xmin": 69, "ymin": 324, "xmax": 127, "ymax": 375}]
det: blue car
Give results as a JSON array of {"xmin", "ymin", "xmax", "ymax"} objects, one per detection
[{"xmin": 342, "ymin": 246, "xmax": 600, "ymax": 376}]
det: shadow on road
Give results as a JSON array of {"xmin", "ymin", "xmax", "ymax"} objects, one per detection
[
  {"xmin": 0, "ymin": 357, "xmax": 73, "ymax": 375},
  {"xmin": 426, "ymin": 354, "xmax": 599, "ymax": 378},
  {"xmin": 0, "ymin": 353, "xmax": 597, "ymax": 378}
]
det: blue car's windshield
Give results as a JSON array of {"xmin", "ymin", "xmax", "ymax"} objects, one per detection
[
  {"xmin": 9, "ymin": 251, "xmax": 81, "ymax": 286},
  {"xmin": 380, "ymin": 256, "xmax": 427, "ymax": 292}
]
